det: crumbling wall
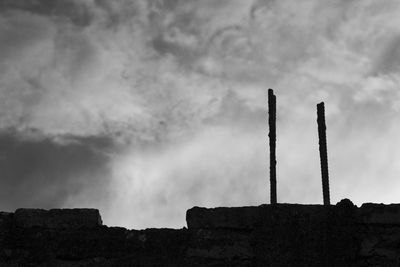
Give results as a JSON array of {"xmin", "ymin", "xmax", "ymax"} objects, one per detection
[
  {"xmin": 1, "ymin": 200, "xmax": 400, "ymax": 266},
  {"xmin": 186, "ymin": 199, "xmax": 359, "ymax": 266},
  {"xmin": 356, "ymin": 203, "xmax": 400, "ymax": 266}
]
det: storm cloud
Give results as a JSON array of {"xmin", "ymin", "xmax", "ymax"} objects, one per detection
[{"xmin": 1, "ymin": 0, "xmax": 400, "ymax": 228}]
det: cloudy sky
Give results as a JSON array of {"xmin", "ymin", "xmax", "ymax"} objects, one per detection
[{"xmin": 1, "ymin": 0, "xmax": 400, "ymax": 229}]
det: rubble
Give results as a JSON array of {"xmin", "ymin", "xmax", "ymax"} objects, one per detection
[
  {"xmin": 1, "ymin": 201, "xmax": 400, "ymax": 266},
  {"xmin": 14, "ymin": 209, "xmax": 102, "ymax": 229}
]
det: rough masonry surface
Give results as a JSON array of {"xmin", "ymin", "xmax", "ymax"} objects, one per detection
[{"xmin": 1, "ymin": 199, "xmax": 400, "ymax": 266}]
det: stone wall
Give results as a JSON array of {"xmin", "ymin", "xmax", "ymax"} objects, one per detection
[{"xmin": 1, "ymin": 200, "xmax": 400, "ymax": 266}]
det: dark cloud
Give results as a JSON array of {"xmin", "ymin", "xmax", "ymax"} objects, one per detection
[
  {"xmin": 0, "ymin": 11, "xmax": 53, "ymax": 63},
  {"xmin": 373, "ymin": 35, "xmax": 400, "ymax": 75},
  {"xmin": 0, "ymin": 131, "xmax": 113, "ymax": 211},
  {"xmin": 0, "ymin": 0, "xmax": 93, "ymax": 26}
]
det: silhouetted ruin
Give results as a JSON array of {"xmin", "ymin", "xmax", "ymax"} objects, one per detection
[
  {"xmin": 1, "ymin": 201, "xmax": 400, "ymax": 266},
  {"xmin": 268, "ymin": 89, "xmax": 277, "ymax": 205},
  {"xmin": 317, "ymin": 102, "xmax": 331, "ymax": 205},
  {"xmin": 2, "ymin": 93, "xmax": 399, "ymax": 266}
]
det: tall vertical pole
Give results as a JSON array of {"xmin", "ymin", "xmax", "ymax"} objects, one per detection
[
  {"xmin": 268, "ymin": 89, "xmax": 277, "ymax": 205},
  {"xmin": 317, "ymin": 102, "xmax": 330, "ymax": 205}
]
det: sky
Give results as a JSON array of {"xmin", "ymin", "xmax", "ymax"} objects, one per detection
[{"xmin": 1, "ymin": 0, "xmax": 400, "ymax": 229}]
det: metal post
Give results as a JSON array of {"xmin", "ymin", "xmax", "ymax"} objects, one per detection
[
  {"xmin": 268, "ymin": 89, "xmax": 277, "ymax": 205},
  {"xmin": 317, "ymin": 102, "xmax": 330, "ymax": 205}
]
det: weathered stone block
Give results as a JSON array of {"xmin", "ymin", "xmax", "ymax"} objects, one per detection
[
  {"xmin": 186, "ymin": 204, "xmax": 331, "ymax": 230},
  {"xmin": 14, "ymin": 209, "xmax": 102, "ymax": 229},
  {"xmin": 357, "ymin": 203, "xmax": 400, "ymax": 225},
  {"xmin": 186, "ymin": 229, "xmax": 253, "ymax": 267},
  {"xmin": 186, "ymin": 201, "xmax": 359, "ymax": 267},
  {"xmin": 186, "ymin": 206, "xmax": 264, "ymax": 229},
  {"xmin": 0, "ymin": 212, "xmax": 12, "ymax": 244},
  {"xmin": 0, "ymin": 212, "xmax": 12, "ymax": 231}
]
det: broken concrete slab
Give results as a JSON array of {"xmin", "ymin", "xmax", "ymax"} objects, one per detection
[
  {"xmin": 0, "ymin": 212, "xmax": 12, "ymax": 245},
  {"xmin": 186, "ymin": 204, "xmax": 333, "ymax": 230},
  {"xmin": 357, "ymin": 203, "xmax": 400, "ymax": 225},
  {"xmin": 14, "ymin": 208, "xmax": 102, "ymax": 229},
  {"xmin": 186, "ymin": 206, "xmax": 264, "ymax": 229}
]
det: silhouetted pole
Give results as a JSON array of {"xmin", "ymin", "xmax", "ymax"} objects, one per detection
[
  {"xmin": 317, "ymin": 102, "xmax": 330, "ymax": 205},
  {"xmin": 268, "ymin": 89, "xmax": 277, "ymax": 205}
]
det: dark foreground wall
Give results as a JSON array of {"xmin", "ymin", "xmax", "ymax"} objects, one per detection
[{"xmin": 0, "ymin": 200, "xmax": 400, "ymax": 266}]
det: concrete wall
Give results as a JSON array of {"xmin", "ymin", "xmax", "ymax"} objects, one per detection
[{"xmin": 1, "ymin": 200, "xmax": 400, "ymax": 266}]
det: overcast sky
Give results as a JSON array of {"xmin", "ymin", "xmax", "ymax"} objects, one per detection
[{"xmin": 1, "ymin": 0, "xmax": 400, "ymax": 229}]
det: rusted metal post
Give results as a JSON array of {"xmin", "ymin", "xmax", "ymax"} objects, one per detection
[
  {"xmin": 317, "ymin": 102, "xmax": 330, "ymax": 205},
  {"xmin": 268, "ymin": 89, "xmax": 277, "ymax": 205}
]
